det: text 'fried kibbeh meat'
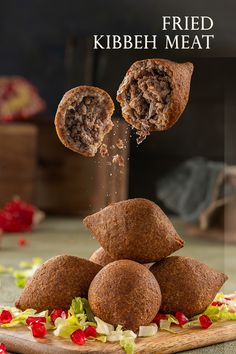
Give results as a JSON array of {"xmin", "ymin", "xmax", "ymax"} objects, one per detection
[
  {"xmin": 84, "ymin": 198, "xmax": 184, "ymax": 263},
  {"xmin": 55, "ymin": 86, "xmax": 114, "ymax": 157},
  {"xmin": 90, "ymin": 247, "xmax": 153, "ymax": 268},
  {"xmin": 15, "ymin": 255, "xmax": 102, "ymax": 312},
  {"xmin": 117, "ymin": 59, "xmax": 193, "ymax": 143},
  {"xmin": 150, "ymin": 256, "xmax": 228, "ymax": 318},
  {"xmin": 88, "ymin": 260, "xmax": 161, "ymax": 331}
]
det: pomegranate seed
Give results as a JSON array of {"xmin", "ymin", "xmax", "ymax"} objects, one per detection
[
  {"xmin": 0, "ymin": 344, "xmax": 6, "ymax": 350},
  {"xmin": 18, "ymin": 237, "xmax": 27, "ymax": 247},
  {"xmin": 50, "ymin": 309, "xmax": 68, "ymax": 323},
  {"xmin": 26, "ymin": 316, "xmax": 46, "ymax": 326},
  {"xmin": 71, "ymin": 329, "xmax": 86, "ymax": 345},
  {"xmin": 224, "ymin": 297, "xmax": 231, "ymax": 301},
  {"xmin": 84, "ymin": 325, "xmax": 97, "ymax": 338},
  {"xmin": 0, "ymin": 310, "xmax": 13, "ymax": 324},
  {"xmin": 152, "ymin": 313, "xmax": 167, "ymax": 325},
  {"xmin": 211, "ymin": 301, "xmax": 223, "ymax": 307},
  {"xmin": 0, "ymin": 343, "xmax": 7, "ymax": 354},
  {"xmin": 0, "ymin": 199, "xmax": 34, "ymax": 233},
  {"xmin": 175, "ymin": 311, "xmax": 188, "ymax": 326},
  {"xmin": 31, "ymin": 322, "xmax": 47, "ymax": 338},
  {"xmin": 199, "ymin": 315, "xmax": 212, "ymax": 329}
]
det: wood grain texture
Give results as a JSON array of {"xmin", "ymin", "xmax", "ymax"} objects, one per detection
[
  {"xmin": 0, "ymin": 124, "xmax": 37, "ymax": 206},
  {"xmin": 0, "ymin": 321, "xmax": 236, "ymax": 354}
]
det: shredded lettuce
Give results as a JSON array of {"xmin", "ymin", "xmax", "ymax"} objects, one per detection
[
  {"xmin": 54, "ymin": 297, "xmax": 96, "ymax": 338},
  {"xmin": 95, "ymin": 316, "xmax": 114, "ymax": 335},
  {"xmin": 138, "ymin": 323, "xmax": 158, "ymax": 337},
  {"xmin": 81, "ymin": 298, "xmax": 95, "ymax": 322},
  {"xmin": 204, "ymin": 304, "xmax": 236, "ymax": 321},
  {"xmin": 1, "ymin": 309, "xmax": 36, "ymax": 328},
  {"xmin": 120, "ymin": 336, "xmax": 136, "ymax": 354}
]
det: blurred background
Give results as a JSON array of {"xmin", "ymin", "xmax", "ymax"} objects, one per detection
[{"xmin": 0, "ymin": 0, "xmax": 236, "ymax": 297}]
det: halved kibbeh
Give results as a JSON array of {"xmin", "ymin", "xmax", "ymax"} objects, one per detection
[
  {"xmin": 117, "ymin": 59, "xmax": 193, "ymax": 143},
  {"xmin": 88, "ymin": 260, "xmax": 161, "ymax": 331},
  {"xmin": 55, "ymin": 86, "xmax": 114, "ymax": 157},
  {"xmin": 15, "ymin": 255, "xmax": 102, "ymax": 312},
  {"xmin": 84, "ymin": 198, "xmax": 184, "ymax": 263},
  {"xmin": 150, "ymin": 256, "xmax": 228, "ymax": 318}
]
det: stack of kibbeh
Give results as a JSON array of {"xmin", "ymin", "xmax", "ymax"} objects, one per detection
[{"xmin": 16, "ymin": 198, "xmax": 228, "ymax": 332}]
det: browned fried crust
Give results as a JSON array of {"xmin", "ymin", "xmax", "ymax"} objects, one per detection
[
  {"xmin": 88, "ymin": 260, "xmax": 161, "ymax": 331},
  {"xmin": 89, "ymin": 247, "xmax": 117, "ymax": 266},
  {"xmin": 55, "ymin": 86, "xmax": 114, "ymax": 157},
  {"xmin": 84, "ymin": 198, "xmax": 184, "ymax": 263},
  {"xmin": 117, "ymin": 58, "xmax": 193, "ymax": 132},
  {"xmin": 90, "ymin": 247, "xmax": 153, "ymax": 268},
  {"xmin": 15, "ymin": 255, "xmax": 102, "ymax": 311},
  {"xmin": 150, "ymin": 256, "xmax": 228, "ymax": 318}
]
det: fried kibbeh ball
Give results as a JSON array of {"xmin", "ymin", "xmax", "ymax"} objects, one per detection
[
  {"xmin": 15, "ymin": 255, "xmax": 102, "ymax": 312},
  {"xmin": 89, "ymin": 247, "xmax": 117, "ymax": 266},
  {"xmin": 150, "ymin": 256, "xmax": 228, "ymax": 318},
  {"xmin": 88, "ymin": 260, "xmax": 161, "ymax": 331},
  {"xmin": 55, "ymin": 86, "xmax": 114, "ymax": 157},
  {"xmin": 90, "ymin": 247, "xmax": 153, "ymax": 268},
  {"xmin": 84, "ymin": 198, "xmax": 184, "ymax": 263},
  {"xmin": 117, "ymin": 59, "xmax": 193, "ymax": 143}
]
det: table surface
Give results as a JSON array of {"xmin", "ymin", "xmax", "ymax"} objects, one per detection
[{"xmin": 0, "ymin": 217, "xmax": 235, "ymax": 354}]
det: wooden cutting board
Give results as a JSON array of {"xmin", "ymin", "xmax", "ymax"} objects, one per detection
[{"xmin": 0, "ymin": 320, "xmax": 236, "ymax": 354}]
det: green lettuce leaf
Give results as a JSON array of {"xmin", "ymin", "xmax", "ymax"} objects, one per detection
[
  {"xmin": 138, "ymin": 324, "xmax": 158, "ymax": 337},
  {"xmin": 1, "ymin": 309, "xmax": 36, "ymax": 328},
  {"xmin": 120, "ymin": 336, "xmax": 136, "ymax": 354}
]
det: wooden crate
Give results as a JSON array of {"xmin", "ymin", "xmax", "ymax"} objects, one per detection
[
  {"xmin": 0, "ymin": 124, "xmax": 37, "ymax": 206},
  {"xmin": 35, "ymin": 117, "xmax": 129, "ymax": 216}
]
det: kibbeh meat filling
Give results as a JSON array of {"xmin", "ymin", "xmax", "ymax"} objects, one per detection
[
  {"xmin": 55, "ymin": 86, "xmax": 114, "ymax": 157},
  {"xmin": 117, "ymin": 59, "xmax": 193, "ymax": 143}
]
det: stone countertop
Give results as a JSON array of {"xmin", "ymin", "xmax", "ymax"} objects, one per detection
[{"xmin": 0, "ymin": 217, "xmax": 235, "ymax": 354}]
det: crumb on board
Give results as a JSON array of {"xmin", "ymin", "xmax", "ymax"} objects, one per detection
[
  {"xmin": 116, "ymin": 138, "xmax": 124, "ymax": 150},
  {"xmin": 99, "ymin": 143, "xmax": 109, "ymax": 157},
  {"xmin": 112, "ymin": 154, "xmax": 124, "ymax": 167}
]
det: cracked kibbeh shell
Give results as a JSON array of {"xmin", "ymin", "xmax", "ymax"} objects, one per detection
[
  {"xmin": 84, "ymin": 198, "xmax": 184, "ymax": 263},
  {"xmin": 15, "ymin": 255, "xmax": 102, "ymax": 312},
  {"xmin": 88, "ymin": 260, "xmax": 161, "ymax": 331},
  {"xmin": 90, "ymin": 247, "xmax": 153, "ymax": 268},
  {"xmin": 55, "ymin": 86, "xmax": 114, "ymax": 157},
  {"xmin": 150, "ymin": 256, "xmax": 228, "ymax": 318},
  {"xmin": 117, "ymin": 59, "xmax": 193, "ymax": 143}
]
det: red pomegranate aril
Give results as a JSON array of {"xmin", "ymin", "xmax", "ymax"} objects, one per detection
[
  {"xmin": 211, "ymin": 301, "xmax": 223, "ymax": 307},
  {"xmin": 175, "ymin": 311, "xmax": 188, "ymax": 326},
  {"xmin": 18, "ymin": 237, "xmax": 27, "ymax": 247},
  {"xmin": 199, "ymin": 315, "xmax": 212, "ymax": 329},
  {"xmin": 0, "ymin": 310, "xmax": 13, "ymax": 324},
  {"xmin": 153, "ymin": 313, "xmax": 167, "ymax": 325},
  {"xmin": 84, "ymin": 325, "xmax": 97, "ymax": 338},
  {"xmin": 71, "ymin": 329, "xmax": 86, "ymax": 345},
  {"xmin": 0, "ymin": 343, "xmax": 6, "ymax": 351},
  {"xmin": 50, "ymin": 309, "xmax": 68, "ymax": 323},
  {"xmin": 31, "ymin": 322, "xmax": 47, "ymax": 338},
  {"xmin": 26, "ymin": 316, "xmax": 46, "ymax": 326}
]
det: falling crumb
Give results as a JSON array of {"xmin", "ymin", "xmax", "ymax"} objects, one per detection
[
  {"xmin": 112, "ymin": 154, "xmax": 124, "ymax": 167},
  {"xmin": 116, "ymin": 138, "xmax": 124, "ymax": 150},
  {"xmin": 99, "ymin": 144, "xmax": 109, "ymax": 157}
]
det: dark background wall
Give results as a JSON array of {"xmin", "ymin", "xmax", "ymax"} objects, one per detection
[{"xmin": 0, "ymin": 0, "xmax": 235, "ymax": 202}]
